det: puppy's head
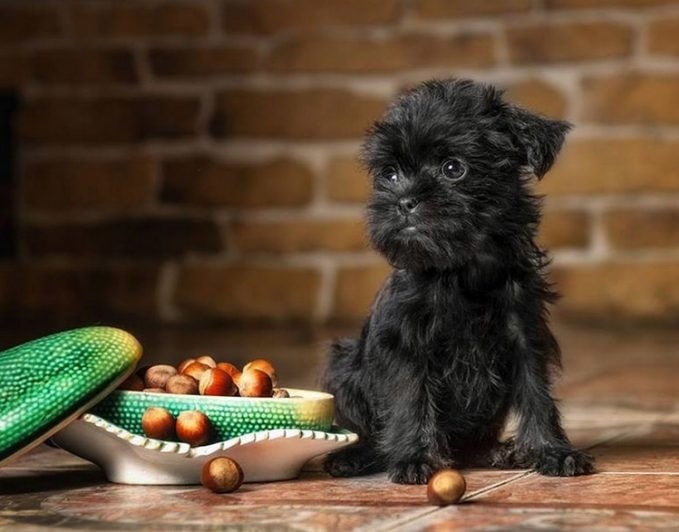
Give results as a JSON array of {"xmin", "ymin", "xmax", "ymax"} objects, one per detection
[{"xmin": 363, "ymin": 78, "xmax": 570, "ymax": 271}]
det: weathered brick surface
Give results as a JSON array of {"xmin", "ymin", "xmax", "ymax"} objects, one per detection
[
  {"xmin": 583, "ymin": 73, "xmax": 679, "ymax": 125},
  {"xmin": 605, "ymin": 208, "xmax": 679, "ymax": 250},
  {"xmin": 162, "ymin": 157, "xmax": 314, "ymax": 207},
  {"xmin": 541, "ymin": 139, "xmax": 679, "ymax": 196},
  {"xmin": 268, "ymin": 33, "xmax": 495, "ymax": 73},
  {"xmin": 507, "ymin": 22, "xmax": 632, "ymax": 64},
  {"xmin": 24, "ymin": 218, "xmax": 222, "ymax": 259},
  {"xmin": 211, "ymin": 89, "xmax": 388, "ymax": 140},
  {"xmin": 648, "ymin": 18, "xmax": 679, "ymax": 57},
  {"xmin": 546, "ymin": 0, "xmax": 678, "ymax": 8},
  {"xmin": 332, "ymin": 263, "xmax": 391, "ymax": 320},
  {"xmin": 0, "ymin": 263, "xmax": 158, "ymax": 318},
  {"xmin": 326, "ymin": 156, "xmax": 371, "ymax": 204},
  {"xmin": 539, "ymin": 210, "xmax": 590, "ymax": 250},
  {"xmin": 19, "ymin": 96, "xmax": 200, "ymax": 144},
  {"xmin": 0, "ymin": 6, "xmax": 61, "ymax": 43},
  {"xmin": 506, "ymin": 79, "xmax": 568, "ymax": 118},
  {"xmin": 29, "ymin": 49, "xmax": 138, "ymax": 85},
  {"xmin": 150, "ymin": 46, "xmax": 260, "ymax": 78},
  {"xmin": 551, "ymin": 262, "xmax": 679, "ymax": 324},
  {"xmin": 415, "ymin": 0, "xmax": 531, "ymax": 18},
  {"xmin": 231, "ymin": 218, "xmax": 368, "ymax": 253},
  {"xmin": 223, "ymin": 0, "xmax": 402, "ymax": 34},
  {"xmin": 69, "ymin": 3, "xmax": 209, "ymax": 37},
  {"xmin": 23, "ymin": 156, "xmax": 156, "ymax": 212},
  {"xmin": 175, "ymin": 264, "xmax": 322, "ymax": 321}
]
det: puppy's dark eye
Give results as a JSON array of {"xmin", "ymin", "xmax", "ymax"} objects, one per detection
[
  {"xmin": 441, "ymin": 159, "xmax": 467, "ymax": 181},
  {"xmin": 380, "ymin": 166, "xmax": 399, "ymax": 183}
]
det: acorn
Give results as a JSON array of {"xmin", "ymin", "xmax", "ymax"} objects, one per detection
[
  {"xmin": 272, "ymin": 388, "xmax": 290, "ymax": 398},
  {"xmin": 426, "ymin": 469, "xmax": 466, "ymax": 506},
  {"xmin": 176, "ymin": 410, "xmax": 212, "ymax": 447},
  {"xmin": 141, "ymin": 407, "xmax": 176, "ymax": 441},
  {"xmin": 243, "ymin": 359, "xmax": 278, "ymax": 387},
  {"xmin": 238, "ymin": 368, "xmax": 273, "ymax": 398},
  {"xmin": 181, "ymin": 361, "xmax": 210, "ymax": 382},
  {"xmin": 216, "ymin": 362, "xmax": 242, "ymax": 383},
  {"xmin": 195, "ymin": 355, "xmax": 217, "ymax": 368},
  {"xmin": 177, "ymin": 357, "xmax": 196, "ymax": 374},
  {"xmin": 201, "ymin": 457, "xmax": 244, "ymax": 493},
  {"xmin": 199, "ymin": 368, "xmax": 237, "ymax": 396},
  {"xmin": 144, "ymin": 364, "xmax": 177, "ymax": 389},
  {"xmin": 165, "ymin": 374, "xmax": 199, "ymax": 395}
]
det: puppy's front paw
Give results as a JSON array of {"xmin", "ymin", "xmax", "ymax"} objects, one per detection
[
  {"xmin": 324, "ymin": 447, "xmax": 382, "ymax": 478},
  {"xmin": 389, "ymin": 461, "xmax": 436, "ymax": 485},
  {"xmin": 534, "ymin": 448, "xmax": 595, "ymax": 476}
]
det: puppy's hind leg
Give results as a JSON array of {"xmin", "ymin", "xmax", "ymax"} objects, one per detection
[{"xmin": 322, "ymin": 338, "xmax": 384, "ymax": 477}]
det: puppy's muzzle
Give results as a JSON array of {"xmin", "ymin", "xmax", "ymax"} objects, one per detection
[{"xmin": 398, "ymin": 197, "xmax": 419, "ymax": 215}]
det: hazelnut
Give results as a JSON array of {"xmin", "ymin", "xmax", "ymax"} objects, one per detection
[
  {"xmin": 216, "ymin": 362, "xmax": 242, "ymax": 383},
  {"xmin": 195, "ymin": 355, "xmax": 217, "ymax": 368},
  {"xmin": 199, "ymin": 368, "xmax": 237, "ymax": 396},
  {"xmin": 238, "ymin": 368, "xmax": 273, "ymax": 398},
  {"xmin": 426, "ymin": 469, "xmax": 466, "ymax": 506},
  {"xmin": 141, "ymin": 407, "xmax": 176, "ymax": 441},
  {"xmin": 176, "ymin": 410, "xmax": 212, "ymax": 447},
  {"xmin": 144, "ymin": 364, "xmax": 178, "ymax": 389},
  {"xmin": 118, "ymin": 373, "xmax": 144, "ymax": 391},
  {"xmin": 272, "ymin": 388, "xmax": 290, "ymax": 398},
  {"xmin": 143, "ymin": 387, "xmax": 166, "ymax": 393},
  {"xmin": 181, "ymin": 361, "xmax": 210, "ymax": 382},
  {"xmin": 243, "ymin": 359, "xmax": 278, "ymax": 387},
  {"xmin": 177, "ymin": 357, "xmax": 196, "ymax": 374},
  {"xmin": 201, "ymin": 457, "xmax": 244, "ymax": 493},
  {"xmin": 165, "ymin": 374, "xmax": 199, "ymax": 395}
]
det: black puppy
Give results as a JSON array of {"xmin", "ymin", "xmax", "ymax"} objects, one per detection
[{"xmin": 322, "ymin": 79, "xmax": 595, "ymax": 484}]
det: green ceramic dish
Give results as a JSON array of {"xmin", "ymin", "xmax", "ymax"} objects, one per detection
[{"xmin": 90, "ymin": 388, "xmax": 334, "ymax": 441}]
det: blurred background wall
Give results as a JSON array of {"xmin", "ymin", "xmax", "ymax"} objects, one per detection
[{"xmin": 1, "ymin": 0, "xmax": 679, "ymax": 328}]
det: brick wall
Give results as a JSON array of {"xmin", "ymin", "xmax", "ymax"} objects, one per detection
[{"xmin": 2, "ymin": 0, "xmax": 679, "ymax": 326}]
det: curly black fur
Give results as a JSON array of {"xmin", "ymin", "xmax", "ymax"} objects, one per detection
[{"xmin": 322, "ymin": 79, "xmax": 595, "ymax": 484}]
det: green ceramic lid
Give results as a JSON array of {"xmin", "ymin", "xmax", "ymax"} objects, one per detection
[{"xmin": 0, "ymin": 326, "xmax": 142, "ymax": 466}]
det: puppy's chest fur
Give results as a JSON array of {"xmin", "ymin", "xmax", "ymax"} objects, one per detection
[{"xmin": 368, "ymin": 270, "xmax": 514, "ymax": 422}]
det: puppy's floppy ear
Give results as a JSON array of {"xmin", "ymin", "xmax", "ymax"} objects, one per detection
[{"xmin": 506, "ymin": 105, "xmax": 571, "ymax": 179}]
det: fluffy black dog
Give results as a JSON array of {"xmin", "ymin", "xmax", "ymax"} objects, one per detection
[{"xmin": 322, "ymin": 78, "xmax": 595, "ymax": 484}]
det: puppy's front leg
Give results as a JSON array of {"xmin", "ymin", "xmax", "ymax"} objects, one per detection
[{"xmin": 509, "ymin": 313, "xmax": 595, "ymax": 476}]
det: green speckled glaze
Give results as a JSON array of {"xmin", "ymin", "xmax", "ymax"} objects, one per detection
[
  {"xmin": 0, "ymin": 327, "xmax": 142, "ymax": 465},
  {"xmin": 91, "ymin": 389, "xmax": 334, "ymax": 441}
]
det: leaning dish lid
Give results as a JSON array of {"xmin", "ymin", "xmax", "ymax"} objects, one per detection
[{"xmin": 0, "ymin": 326, "xmax": 142, "ymax": 467}]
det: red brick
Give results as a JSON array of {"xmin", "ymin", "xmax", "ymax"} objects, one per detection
[
  {"xmin": 24, "ymin": 217, "xmax": 221, "ymax": 259},
  {"xmin": 22, "ymin": 156, "xmax": 155, "ymax": 212},
  {"xmin": 648, "ymin": 18, "xmax": 679, "ymax": 56},
  {"xmin": 507, "ymin": 22, "xmax": 632, "ymax": 64},
  {"xmin": 583, "ymin": 73, "xmax": 679, "ymax": 125},
  {"xmin": 175, "ymin": 264, "xmax": 322, "ymax": 321},
  {"xmin": 506, "ymin": 79, "xmax": 568, "ymax": 119},
  {"xmin": 150, "ymin": 46, "xmax": 260, "ymax": 78},
  {"xmin": 0, "ymin": 6, "xmax": 61, "ymax": 43},
  {"xmin": 0, "ymin": 263, "xmax": 158, "ymax": 319},
  {"xmin": 161, "ymin": 157, "xmax": 314, "ymax": 207},
  {"xmin": 605, "ymin": 208, "xmax": 679, "ymax": 250},
  {"xmin": 551, "ymin": 262, "xmax": 679, "ymax": 324},
  {"xmin": 415, "ymin": 0, "xmax": 530, "ymax": 18},
  {"xmin": 69, "ymin": 3, "xmax": 209, "ymax": 37},
  {"xmin": 29, "ymin": 48, "xmax": 137, "ymax": 85},
  {"xmin": 326, "ymin": 156, "xmax": 371, "ymax": 204},
  {"xmin": 223, "ymin": 0, "xmax": 402, "ymax": 34},
  {"xmin": 332, "ymin": 263, "xmax": 391, "ymax": 320},
  {"xmin": 546, "ymin": 0, "xmax": 677, "ymax": 8},
  {"xmin": 539, "ymin": 210, "xmax": 591, "ymax": 250},
  {"xmin": 268, "ymin": 33, "xmax": 495, "ymax": 73},
  {"xmin": 231, "ymin": 218, "xmax": 368, "ymax": 253},
  {"xmin": 211, "ymin": 89, "xmax": 388, "ymax": 140},
  {"xmin": 19, "ymin": 96, "xmax": 200, "ymax": 144},
  {"xmin": 540, "ymin": 139, "xmax": 679, "ymax": 196}
]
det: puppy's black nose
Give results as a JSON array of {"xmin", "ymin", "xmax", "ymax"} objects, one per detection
[{"xmin": 398, "ymin": 197, "xmax": 419, "ymax": 214}]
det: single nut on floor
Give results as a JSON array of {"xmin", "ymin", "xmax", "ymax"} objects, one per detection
[
  {"xmin": 238, "ymin": 368, "xmax": 273, "ymax": 397},
  {"xmin": 176, "ymin": 410, "xmax": 212, "ymax": 447},
  {"xmin": 243, "ymin": 359, "xmax": 278, "ymax": 387},
  {"xmin": 199, "ymin": 368, "xmax": 237, "ymax": 396},
  {"xmin": 141, "ymin": 407, "xmax": 176, "ymax": 441},
  {"xmin": 165, "ymin": 374, "xmax": 199, "ymax": 395},
  {"xmin": 272, "ymin": 388, "xmax": 290, "ymax": 398},
  {"xmin": 201, "ymin": 457, "xmax": 244, "ymax": 493},
  {"xmin": 426, "ymin": 469, "xmax": 466, "ymax": 506},
  {"xmin": 144, "ymin": 364, "xmax": 178, "ymax": 389}
]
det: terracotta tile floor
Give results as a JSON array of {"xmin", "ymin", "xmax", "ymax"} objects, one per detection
[{"xmin": 1, "ymin": 322, "xmax": 678, "ymax": 530}]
